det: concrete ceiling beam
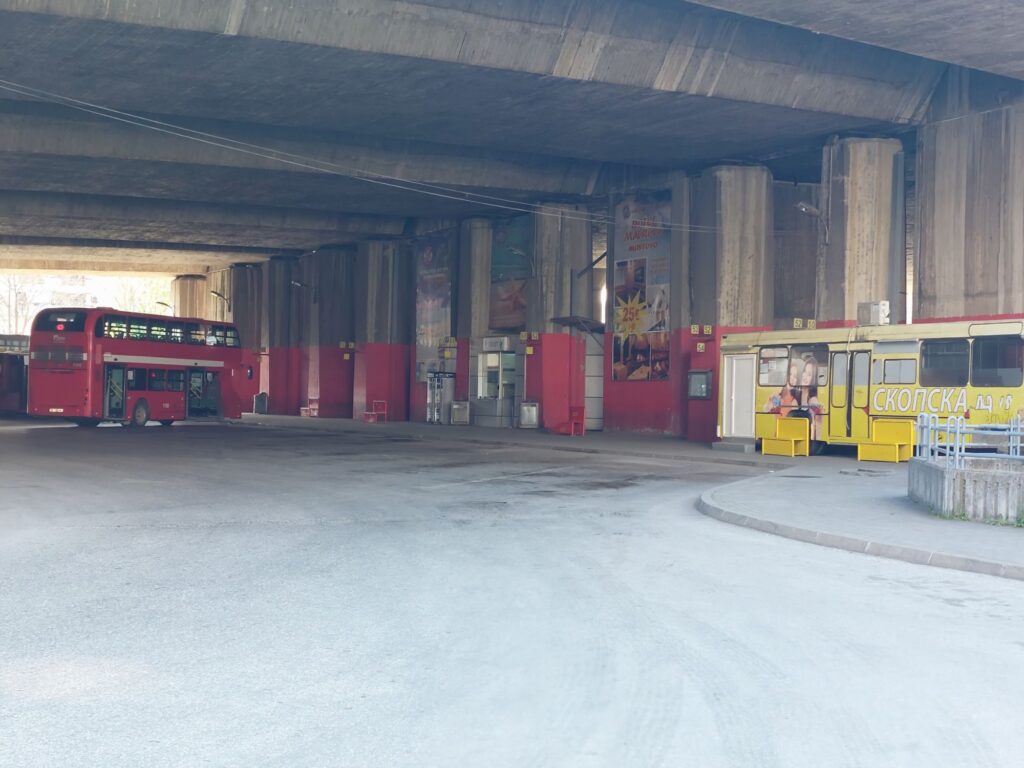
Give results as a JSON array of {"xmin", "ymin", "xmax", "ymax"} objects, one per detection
[
  {"xmin": 0, "ymin": 191, "xmax": 407, "ymax": 250},
  {"xmin": 0, "ymin": 1, "xmax": 943, "ymax": 123},
  {"xmin": 0, "ymin": 106, "xmax": 610, "ymax": 199}
]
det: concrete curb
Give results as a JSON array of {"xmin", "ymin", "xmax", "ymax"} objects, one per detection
[{"xmin": 696, "ymin": 478, "xmax": 1024, "ymax": 583}]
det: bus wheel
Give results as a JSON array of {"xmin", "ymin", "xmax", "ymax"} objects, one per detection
[
  {"xmin": 159, "ymin": 420, "xmax": 174, "ymax": 427},
  {"xmin": 130, "ymin": 400, "xmax": 150, "ymax": 427},
  {"xmin": 72, "ymin": 418, "xmax": 100, "ymax": 428}
]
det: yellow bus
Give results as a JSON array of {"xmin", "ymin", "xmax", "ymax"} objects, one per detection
[{"xmin": 717, "ymin": 319, "xmax": 1024, "ymax": 452}]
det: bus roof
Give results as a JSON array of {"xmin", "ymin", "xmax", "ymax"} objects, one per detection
[{"xmin": 720, "ymin": 318, "xmax": 1024, "ymax": 350}]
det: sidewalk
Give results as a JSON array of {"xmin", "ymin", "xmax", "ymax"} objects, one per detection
[{"xmin": 698, "ymin": 461, "xmax": 1024, "ymax": 581}]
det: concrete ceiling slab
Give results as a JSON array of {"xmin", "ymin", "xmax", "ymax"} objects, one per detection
[{"xmin": 689, "ymin": 0, "xmax": 1024, "ymax": 81}]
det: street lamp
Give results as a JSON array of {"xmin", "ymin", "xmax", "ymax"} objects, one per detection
[{"xmin": 795, "ymin": 200, "xmax": 830, "ymax": 244}]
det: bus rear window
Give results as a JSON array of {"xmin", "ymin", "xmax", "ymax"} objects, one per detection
[
  {"xmin": 972, "ymin": 336, "xmax": 1024, "ymax": 387},
  {"xmin": 34, "ymin": 311, "xmax": 85, "ymax": 332}
]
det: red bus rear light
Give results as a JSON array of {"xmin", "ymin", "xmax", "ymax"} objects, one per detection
[{"xmin": 56, "ymin": 323, "xmax": 65, "ymax": 331}]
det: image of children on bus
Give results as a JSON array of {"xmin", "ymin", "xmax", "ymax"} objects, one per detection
[{"xmin": 765, "ymin": 348, "xmax": 825, "ymax": 439}]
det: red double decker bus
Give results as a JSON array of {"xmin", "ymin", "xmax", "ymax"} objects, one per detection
[{"xmin": 28, "ymin": 307, "xmax": 256, "ymax": 427}]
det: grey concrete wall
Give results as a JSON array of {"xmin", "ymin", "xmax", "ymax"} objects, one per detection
[
  {"xmin": 817, "ymin": 137, "xmax": 905, "ymax": 323},
  {"xmin": 690, "ymin": 166, "xmax": 773, "ymax": 327},
  {"xmin": 772, "ymin": 181, "xmax": 819, "ymax": 325},
  {"xmin": 172, "ymin": 274, "xmax": 209, "ymax": 319},
  {"xmin": 916, "ymin": 68, "xmax": 1024, "ymax": 319},
  {"xmin": 910, "ymin": 457, "xmax": 1024, "ymax": 525},
  {"xmin": 354, "ymin": 241, "xmax": 413, "ymax": 345},
  {"xmin": 456, "ymin": 218, "xmax": 491, "ymax": 339},
  {"xmin": 527, "ymin": 204, "xmax": 591, "ymax": 334}
]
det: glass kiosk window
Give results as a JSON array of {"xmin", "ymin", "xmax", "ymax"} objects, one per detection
[{"xmin": 479, "ymin": 352, "xmax": 516, "ymax": 399}]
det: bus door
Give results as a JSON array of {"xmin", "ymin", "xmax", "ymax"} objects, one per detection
[
  {"xmin": 828, "ymin": 349, "xmax": 871, "ymax": 440},
  {"xmin": 187, "ymin": 369, "xmax": 221, "ymax": 418},
  {"xmin": 104, "ymin": 365, "xmax": 126, "ymax": 420}
]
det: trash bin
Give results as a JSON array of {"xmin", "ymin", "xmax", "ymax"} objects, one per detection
[
  {"xmin": 519, "ymin": 401, "xmax": 539, "ymax": 429},
  {"xmin": 253, "ymin": 392, "xmax": 269, "ymax": 415}
]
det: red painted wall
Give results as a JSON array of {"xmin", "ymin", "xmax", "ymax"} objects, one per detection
[
  {"xmin": 603, "ymin": 328, "xmax": 687, "ymax": 435},
  {"xmin": 409, "ymin": 378, "xmax": 427, "ymax": 423},
  {"xmin": 265, "ymin": 346, "xmax": 301, "ymax": 415},
  {"xmin": 455, "ymin": 338, "xmax": 470, "ymax": 401},
  {"xmin": 316, "ymin": 346, "xmax": 355, "ymax": 418},
  {"xmin": 353, "ymin": 342, "xmax": 410, "ymax": 421},
  {"xmin": 524, "ymin": 333, "xmax": 585, "ymax": 435}
]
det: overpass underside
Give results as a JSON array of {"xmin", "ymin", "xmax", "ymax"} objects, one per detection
[{"xmin": 2, "ymin": 0, "xmax": 1022, "ymax": 434}]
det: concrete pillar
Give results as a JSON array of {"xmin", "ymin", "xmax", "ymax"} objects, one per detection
[
  {"xmin": 229, "ymin": 263, "xmax": 262, "ymax": 351},
  {"xmin": 172, "ymin": 274, "xmax": 209, "ymax": 319},
  {"xmin": 527, "ymin": 204, "xmax": 592, "ymax": 333},
  {"xmin": 817, "ymin": 137, "xmax": 905, "ymax": 323},
  {"xmin": 259, "ymin": 258, "xmax": 300, "ymax": 415},
  {"xmin": 296, "ymin": 248, "xmax": 356, "ymax": 417},
  {"xmin": 457, "ymin": 218, "xmax": 492, "ymax": 340},
  {"xmin": 917, "ymin": 70, "xmax": 1024, "ymax": 319},
  {"xmin": 773, "ymin": 182, "xmax": 820, "ymax": 326},
  {"xmin": 205, "ymin": 270, "xmax": 231, "ymax": 323},
  {"xmin": 668, "ymin": 172, "xmax": 692, "ymax": 331},
  {"xmin": 690, "ymin": 165, "xmax": 774, "ymax": 327},
  {"xmin": 353, "ymin": 240, "xmax": 412, "ymax": 421}
]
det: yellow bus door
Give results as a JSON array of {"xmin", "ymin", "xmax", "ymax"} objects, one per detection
[
  {"xmin": 828, "ymin": 350, "xmax": 871, "ymax": 441},
  {"xmin": 850, "ymin": 351, "xmax": 871, "ymax": 440}
]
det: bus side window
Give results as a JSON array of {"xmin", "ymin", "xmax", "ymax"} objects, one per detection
[
  {"xmin": 149, "ymin": 321, "xmax": 168, "ymax": 343},
  {"xmin": 128, "ymin": 317, "xmax": 148, "ymax": 341},
  {"xmin": 921, "ymin": 339, "xmax": 969, "ymax": 387},
  {"xmin": 758, "ymin": 347, "xmax": 789, "ymax": 386},
  {"xmin": 226, "ymin": 328, "xmax": 241, "ymax": 348},
  {"xmin": 103, "ymin": 316, "xmax": 128, "ymax": 340},
  {"xmin": 148, "ymin": 370, "xmax": 167, "ymax": 392},
  {"xmin": 971, "ymin": 336, "xmax": 1024, "ymax": 387},
  {"xmin": 168, "ymin": 323, "xmax": 185, "ymax": 344},
  {"xmin": 875, "ymin": 358, "xmax": 917, "ymax": 385},
  {"xmin": 127, "ymin": 368, "xmax": 147, "ymax": 391},
  {"xmin": 167, "ymin": 370, "xmax": 185, "ymax": 392},
  {"xmin": 186, "ymin": 323, "xmax": 205, "ymax": 345}
]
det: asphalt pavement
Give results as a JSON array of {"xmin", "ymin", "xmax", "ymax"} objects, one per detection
[{"xmin": 2, "ymin": 420, "xmax": 1023, "ymax": 767}]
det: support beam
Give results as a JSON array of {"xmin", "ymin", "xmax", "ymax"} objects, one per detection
[
  {"xmin": 172, "ymin": 275, "xmax": 209, "ymax": 319},
  {"xmin": 0, "ymin": 1, "xmax": 942, "ymax": 122},
  {"xmin": 917, "ymin": 71, "xmax": 1024, "ymax": 320},
  {"xmin": 0, "ymin": 238, "xmax": 275, "ymax": 274},
  {"xmin": 353, "ymin": 241, "xmax": 413, "ymax": 422},
  {"xmin": 527, "ymin": 204, "xmax": 592, "ymax": 333},
  {"xmin": 0, "ymin": 191, "xmax": 406, "ymax": 250},
  {"xmin": 690, "ymin": 166, "xmax": 774, "ymax": 327},
  {"xmin": 773, "ymin": 182, "xmax": 819, "ymax": 326},
  {"xmin": 817, "ymin": 138, "xmax": 905, "ymax": 323},
  {"xmin": 0, "ymin": 105, "xmax": 613, "ymax": 206},
  {"xmin": 456, "ymin": 218, "xmax": 492, "ymax": 340}
]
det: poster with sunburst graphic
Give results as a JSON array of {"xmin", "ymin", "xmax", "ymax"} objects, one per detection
[{"xmin": 612, "ymin": 194, "xmax": 671, "ymax": 381}]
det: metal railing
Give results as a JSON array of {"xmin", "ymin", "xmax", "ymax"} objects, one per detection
[{"xmin": 915, "ymin": 413, "xmax": 1024, "ymax": 469}]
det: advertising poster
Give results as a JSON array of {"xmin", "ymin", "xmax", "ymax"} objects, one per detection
[
  {"xmin": 415, "ymin": 233, "xmax": 453, "ymax": 381},
  {"xmin": 612, "ymin": 193, "xmax": 671, "ymax": 381},
  {"xmin": 489, "ymin": 216, "xmax": 532, "ymax": 331}
]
